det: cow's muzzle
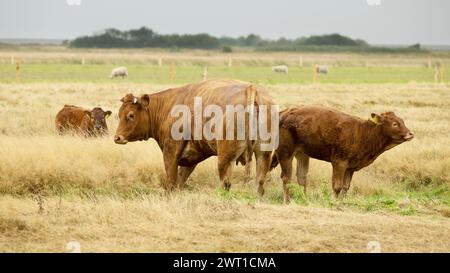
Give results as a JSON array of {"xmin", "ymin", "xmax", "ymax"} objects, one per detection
[
  {"xmin": 114, "ymin": 135, "xmax": 128, "ymax": 144},
  {"xmin": 403, "ymin": 132, "xmax": 414, "ymax": 141}
]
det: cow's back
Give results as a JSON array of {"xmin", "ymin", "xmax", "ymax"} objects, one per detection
[
  {"xmin": 172, "ymin": 79, "xmax": 273, "ymax": 106},
  {"xmin": 280, "ymin": 106, "xmax": 362, "ymax": 161},
  {"xmin": 55, "ymin": 105, "xmax": 91, "ymax": 134}
]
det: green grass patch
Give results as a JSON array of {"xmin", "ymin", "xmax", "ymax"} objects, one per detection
[{"xmin": 0, "ymin": 63, "xmax": 445, "ymax": 84}]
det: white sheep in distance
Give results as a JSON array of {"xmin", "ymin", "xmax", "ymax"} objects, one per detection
[
  {"xmin": 315, "ymin": 65, "xmax": 328, "ymax": 74},
  {"xmin": 272, "ymin": 65, "xmax": 288, "ymax": 74},
  {"xmin": 109, "ymin": 66, "xmax": 128, "ymax": 79}
]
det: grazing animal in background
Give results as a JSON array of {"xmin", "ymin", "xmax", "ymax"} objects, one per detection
[
  {"xmin": 114, "ymin": 79, "xmax": 277, "ymax": 196},
  {"xmin": 55, "ymin": 105, "xmax": 112, "ymax": 136},
  {"xmin": 109, "ymin": 66, "xmax": 128, "ymax": 79},
  {"xmin": 272, "ymin": 65, "xmax": 289, "ymax": 74},
  {"xmin": 271, "ymin": 106, "xmax": 413, "ymax": 202},
  {"xmin": 315, "ymin": 65, "xmax": 328, "ymax": 74}
]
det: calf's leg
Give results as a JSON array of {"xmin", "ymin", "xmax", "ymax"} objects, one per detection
[
  {"xmin": 331, "ymin": 160, "xmax": 348, "ymax": 198},
  {"xmin": 295, "ymin": 152, "xmax": 309, "ymax": 193},
  {"xmin": 340, "ymin": 169, "xmax": 354, "ymax": 197}
]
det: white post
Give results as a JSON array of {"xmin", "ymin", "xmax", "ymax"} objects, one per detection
[
  {"xmin": 158, "ymin": 57, "xmax": 162, "ymax": 67},
  {"xmin": 203, "ymin": 66, "xmax": 208, "ymax": 81},
  {"xmin": 299, "ymin": 56, "xmax": 303, "ymax": 67},
  {"xmin": 11, "ymin": 55, "xmax": 14, "ymax": 65},
  {"xmin": 228, "ymin": 57, "xmax": 232, "ymax": 68},
  {"xmin": 81, "ymin": 56, "xmax": 85, "ymax": 66}
]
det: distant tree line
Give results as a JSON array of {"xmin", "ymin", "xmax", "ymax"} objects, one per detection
[{"xmin": 69, "ymin": 27, "xmax": 425, "ymax": 53}]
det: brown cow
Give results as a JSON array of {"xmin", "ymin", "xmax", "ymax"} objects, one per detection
[
  {"xmin": 114, "ymin": 79, "xmax": 277, "ymax": 195},
  {"xmin": 272, "ymin": 106, "xmax": 413, "ymax": 202},
  {"xmin": 55, "ymin": 105, "xmax": 112, "ymax": 136}
]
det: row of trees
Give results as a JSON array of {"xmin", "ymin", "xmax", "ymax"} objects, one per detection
[{"xmin": 69, "ymin": 27, "xmax": 424, "ymax": 53}]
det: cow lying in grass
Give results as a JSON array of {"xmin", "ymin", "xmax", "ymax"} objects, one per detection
[
  {"xmin": 55, "ymin": 105, "xmax": 111, "ymax": 137},
  {"xmin": 271, "ymin": 106, "xmax": 414, "ymax": 202}
]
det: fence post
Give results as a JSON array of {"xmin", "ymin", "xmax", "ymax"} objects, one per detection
[
  {"xmin": 81, "ymin": 56, "xmax": 85, "ymax": 65},
  {"xmin": 16, "ymin": 62, "xmax": 20, "ymax": 83},
  {"xmin": 427, "ymin": 59, "xmax": 431, "ymax": 69},
  {"xmin": 169, "ymin": 63, "xmax": 175, "ymax": 83},
  {"xmin": 312, "ymin": 65, "xmax": 317, "ymax": 84},
  {"xmin": 11, "ymin": 55, "xmax": 14, "ymax": 65},
  {"xmin": 228, "ymin": 57, "xmax": 232, "ymax": 68},
  {"xmin": 299, "ymin": 56, "xmax": 303, "ymax": 67},
  {"xmin": 203, "ymin": 66, "xmax": 208, "ymax": 81},
  {"xmin": 158, "ymin": 57, "xmax": 163, "ymax": 67}
]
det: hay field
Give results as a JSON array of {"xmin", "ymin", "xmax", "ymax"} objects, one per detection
[{"xmin": 0, "ymin": 49, "xmax": 449, "ymax": 252}]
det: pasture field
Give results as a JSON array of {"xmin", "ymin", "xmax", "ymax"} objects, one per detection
[{"xmin": 0, "ymin": 48, "xmax": 449, "ymax": 252}]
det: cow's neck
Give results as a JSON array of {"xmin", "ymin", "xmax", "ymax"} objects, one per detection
[
  {"xmin": 358, "ymin": 121, "xmax": 394, "ymax": 163},
  {"xmin": 146, "ymin": 94, "xmax": 166, "ymax": 144}
]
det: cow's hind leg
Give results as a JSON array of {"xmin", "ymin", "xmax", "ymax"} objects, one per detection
[
  {"xmin": 254, "ymin": 150, "xmax": 271, "ymax": 198},
  {"xmin": 295, "ymin": 152, "xmax": 309, "ymax": 193},
  {"xmin": 217, "ymin": 141, "xmax": 245, "ymax": 191}
]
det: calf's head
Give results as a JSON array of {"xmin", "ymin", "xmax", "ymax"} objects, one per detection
[
  {"xmin": 114, "ymin": 93, "xmax": 150, "ymax": 144},
  {"xmin": 370, "ymin": 112, "xmax": 414, "ymax": 143},
  {"xmin": 86, "ymin": 107, "xmax": 112, "ymax": 135}
]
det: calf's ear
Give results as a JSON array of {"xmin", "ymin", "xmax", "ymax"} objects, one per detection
[
  {"xmin": 105, "ymin": 110, "xmax": 112, "ymax": 118},
  {"xmin": 139, "ymin": 94, "xmax": 150, "ymax": 108},
  {"xmin": 370, "ymin": 113, "xmax": 382, "ymax": 125}
]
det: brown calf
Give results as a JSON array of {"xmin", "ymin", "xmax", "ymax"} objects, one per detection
[
  {"xmin": 55, "ymin": 105, "xmax": 111, "ymax": 136},
  {"xmin": 273, "ymin": 106, "xmax": 413, "ymax": 202}
]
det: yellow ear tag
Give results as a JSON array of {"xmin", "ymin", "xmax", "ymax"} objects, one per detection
[{"xmin": 370, "ymin": 115, "xmax": 381, "ymax": 125}]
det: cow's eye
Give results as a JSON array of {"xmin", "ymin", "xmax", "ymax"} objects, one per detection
[
  {"xmin": 127, "ymin": 113, "xmax": 135, "ymax": 120},
  {"xmin": 392, "ymin": 122, "xmax": 398, "ymax": 127}
]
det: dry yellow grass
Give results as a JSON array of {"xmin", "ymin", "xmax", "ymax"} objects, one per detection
[
  {"xmin": 1, "ymin": 195, "xmax": 449, "ymax": 252},
  {"xmin": 0, "ymin": 81, "xmax": 449, "ymax": 252}
]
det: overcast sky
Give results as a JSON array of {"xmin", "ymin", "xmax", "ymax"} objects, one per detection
[{"xmin": 0, "ymin": 0, "xmax": 449, "ymax": 45}]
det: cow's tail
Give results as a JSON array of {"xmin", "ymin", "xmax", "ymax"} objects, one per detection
[{"xmin": 244, "ymin": 84, "xmax": 258, "ymax": 166}]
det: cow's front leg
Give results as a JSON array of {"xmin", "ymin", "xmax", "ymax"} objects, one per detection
[
  {"xmin": 176, "ymin": 165, "xmax": 197, "ymax": 189},
  {"xmin": 218, "ymin": 159, "xmax": 233, "ymax": 191},
  {"xmin": 331, "ymin": 160, "xmax": 348, "ymax": 198},
  {"xmin": 162, "ymin": 143, "xmax": 184, "ymax": 192},
  {"xmin": 340, "ymin": 169, "xmax": 354, "ymax": 197}
]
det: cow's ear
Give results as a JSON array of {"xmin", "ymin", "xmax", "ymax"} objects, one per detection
[
  {"xmin": 140, "ymin": 94, "xmax": 150, "ymax": 108},
  {"xmin": 104, "ymin": 110, "xmax": 112, "ymax": 118},
  {"xmin": 84, "ymin": 110, "xmax": 92, "ymax": 118},
  {"xmin": 370, "ymin": 113, "xmax": 382, "ymax": 125}
]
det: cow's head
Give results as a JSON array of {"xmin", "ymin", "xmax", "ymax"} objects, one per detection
[
  {"xmin": 114, "ymin": 93, "xmax": 150, "ymax": 144},
  {"xmin": 370, "ymin": 112, "xmax": 414, "ymax": 143},
  {"xmin": 86, "ymin": 107, "xmax": 111, "ymax": 135}
]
